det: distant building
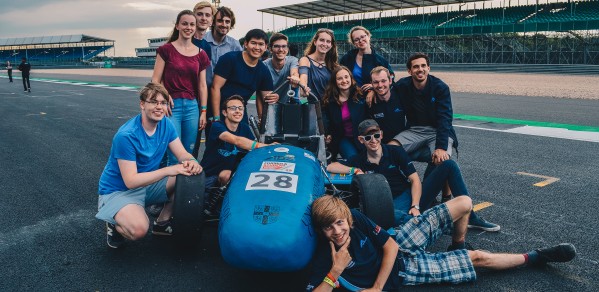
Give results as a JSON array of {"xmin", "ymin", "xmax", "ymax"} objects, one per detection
[{"xmin": 135, "ymin": 37, "xmax": 167, "ymax": 58}]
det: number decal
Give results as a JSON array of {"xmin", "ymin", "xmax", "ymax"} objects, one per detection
[
  {"xmin": 250, "ymin": 174, "xmax": 270, "ymax": 188},
  {"xmin": 246, "ymin": 172, "xmax": 298, "ymax": 193}
]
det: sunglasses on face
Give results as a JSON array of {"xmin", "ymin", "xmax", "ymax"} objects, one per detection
[{"xmin": 360, "ymin": 132, "xmax": 381, "ymax": 142}]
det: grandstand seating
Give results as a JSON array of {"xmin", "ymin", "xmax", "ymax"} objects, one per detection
[{"xmin": 1, "ymin": 45, "xmax": 111, "ymax": 65}]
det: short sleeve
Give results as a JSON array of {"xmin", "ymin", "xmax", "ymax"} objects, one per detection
[
  {"xmin": 391, "ymin": 146, "xmax": 416, "ymax": 177},
  {"xmin": 289, "ymin": 56, "xmax": 299, "ymax": 69},
  {"xmin": 213, "ymin": 52, "xmax": 234, "ymax": 79},
  {"xmin": 209, "ymin": 121, "xmax": 227, "ymax": 141},
  {"xmin": 165, "ymin": 118, "xmax": 178, "ymax": 143},
  {"xmin": 156, "ymin": 44, "xmax": 169, "ymax": 62},
  {"xmin": 351, "ymin": 210, "xmax": 390, "ymax": 249},
  {"xmin": 112, "ymin": 132, "xmax": 137, "ymax": 161},
  {"xmin": 198, "ymin": 49, "xmax": 210, "ymax": 72},
  {"xmin": 239, "ymin": 123, "xmax": 256, "ymax": 140}
]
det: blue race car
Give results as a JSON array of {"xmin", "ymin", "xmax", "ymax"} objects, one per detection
[{"xmin": 169, "ymin": 86, "xmax": 395, "ymax": 272}]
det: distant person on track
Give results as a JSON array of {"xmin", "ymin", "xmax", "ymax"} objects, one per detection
[
  {"xmin": 394, "ymin": 53, "xmax": 499, "ymax": 232},
  {"xmin": 306, "ymin": 195, "xmax": 576, "ymax": 291},
  {"xmin": 210, "ymin": 29, "xmax": 276, "ymax": 124},
  {"xmin": 299, "ymin": 28, "xmax": 339, "ymax": 101},
  {"xmin": 18, "ymin": 57, "xmax": 31, "ymax": 92},
  {"xmin": 96, "ymin": 83, "xmax": 203, "ymax": 248},
  {"xmin": 6, "ymin": 61, "xmax": 13, "ymax": 82},
  {"xmin": 152, "ymin": 10, "xmax": 210, "ymax": 166}
]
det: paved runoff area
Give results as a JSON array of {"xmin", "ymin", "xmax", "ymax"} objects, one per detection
[{"xmin": 0, "ymin": 69, "xmax": 598, "ymax": 291}]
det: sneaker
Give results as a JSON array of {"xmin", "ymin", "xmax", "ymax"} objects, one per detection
[
  {"xmin": 447, "ymin": 241, "xmax": 475, "ymax": 251},
  {"xmin": 152, "ymin": 219, "xmax": 173, "ymax": 236},
  {"xmin": 24, "ymin": 90, "xmax": 27, "ymax": 92},
  {"xmin": 28, "ymin": 89, "xmax": 31, "ymax": 92},
  {"xmin": 468, "ymin": 211, "xmax": 500, "ymax": 232},
  {"xmin": 534, "ymin": 243, "xmax": 576, "ymax": 266},
  {"xmin": 106, "ymin": 223, "xmax": 125, "ymax": 248}
]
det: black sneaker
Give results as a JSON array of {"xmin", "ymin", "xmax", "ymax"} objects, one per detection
[
  {"xmin": 152, "ymin": 220, "xmax": 173, "ymax": 236},
  {"xmin": 534, "ymin": 243, "xmax": 576, "ymax": 266},
  {"xmin": 106, "ymin": 223, "xmax": 125, "ymax": 248},
  {"xmin": 468, "ymin": 211, "xmax": 500, "ymax": 232},
  {"xmin": 28, "ymin": 88, "xmax": 31, "ymax": 92}
]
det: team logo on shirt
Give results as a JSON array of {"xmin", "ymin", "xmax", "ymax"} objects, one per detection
[
  {"xmin": 374, "ymin": 113, "xmax": 384, "ymax": 119},
  {"xmin": 394, "ymin": 108, "xmax": 402, "ymax": 112},
  {"xmin": 218, "ymin": 146, "xmax": 239, "ymax": 157},
  {"xmin": 253, "ymin": 205, "xmax": 280, "ymax": 225},
  {"xmin": 360, "ymin": 238, "xmax": 368, "ymax": 248},
  {"xmin": 373, "ymin": 225, "xmax": 381, "ymax": 235}
]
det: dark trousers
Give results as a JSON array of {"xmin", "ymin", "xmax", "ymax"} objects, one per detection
[
  {"xmin": 7, "ymin": 69, "xmax": 12, "ymax": 82},
  {"xmin": 22, "ymin": 74, "xmax": 30, "ymax": 90}
]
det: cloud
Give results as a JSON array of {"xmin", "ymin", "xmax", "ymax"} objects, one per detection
[{"xmin": 123, "ymin": 2, "xmax": 180, "ymax": 11}]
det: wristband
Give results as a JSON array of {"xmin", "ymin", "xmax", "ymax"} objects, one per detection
[
  {"xmin": 201, "ymin": 105, "xmax": 207, "ymax": 110},
  {"xmin": 348, "ymin": 167, "xmax": 354, "ymax": 175},
  {"xmin": 201, "ymin": 109, "xmax": 207, "ymax": 113},
  {"xmin": 326, "ymin": 272, "xmax": 337, "ymax": 283},
  {"xmin": 323, "ymin": 273, "xmax": 340, "ymax": 288},
  {"xmin": 189, "ymin": 158, "xmax": 198, "ymax": 163},
  {"xmin": 251, "ymin": 141, "xmax": 257, "ymax": 150},
  {"xmin": 214, "ymin": 116, "xmax": 220, "ymax": 121}
]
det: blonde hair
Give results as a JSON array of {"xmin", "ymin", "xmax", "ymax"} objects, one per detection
[
  {"xmin": 139, "ymin": 82, "xmax": 169, "ymax": 102},
  {"xmin": 193, "ymin": 1, "xmax": 216, "ymax": 15},
  {"xmin": 347, "ymin": 26, "xmax": 371, "ymax": 44},
  {"xmin": 311, "ymin": 196, "xmax": 353, "ymax": 232}
]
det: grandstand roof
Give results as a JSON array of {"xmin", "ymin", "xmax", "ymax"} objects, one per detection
[
  {"xmin": 258, "ymin": 0, "xmax": 480, "ymax": 19},
  {"xmin": 0, "ymin": 34, "xmax": 114, "ymax": 47}
]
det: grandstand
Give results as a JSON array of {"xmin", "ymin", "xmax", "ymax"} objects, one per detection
[
  {"xmin": 0, "ymin": 34, "xmax": 114, "ymax": 66},
  {"xmin": 135, "ymin": 37, "xmax": 168, "ymax": 58},
  {"xmin": 260, "ymin": 0, "xmax": 599, "ymax": 65}
]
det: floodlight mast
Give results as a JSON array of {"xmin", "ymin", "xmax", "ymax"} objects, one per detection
[{"xmin": 212, "ymin": 0, "xmax": 220, "ymax": 8}]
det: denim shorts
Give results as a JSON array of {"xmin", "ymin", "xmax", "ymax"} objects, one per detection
[
  {"xmin": 395, "ymin": 203, "xmax": 476, "ymax": 285},
  {"xmin": 95, "ymin": 177, "xmax": 169, "ymax": 225}
]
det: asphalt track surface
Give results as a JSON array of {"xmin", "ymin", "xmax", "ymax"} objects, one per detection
[{"xmin": 0, "ymin": 75, "xmax": 598, "ymax": 291}]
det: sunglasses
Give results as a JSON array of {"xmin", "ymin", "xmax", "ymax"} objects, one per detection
[{"xmin": 359, "ymin": 132, "xmax": 381, "ymax": 142}]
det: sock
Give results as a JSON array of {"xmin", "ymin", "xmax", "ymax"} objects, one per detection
[{"xmin": 526, "ymin": 250, "xmax": 539, "ymax": 265}]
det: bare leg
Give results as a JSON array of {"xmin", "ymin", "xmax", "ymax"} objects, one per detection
[
  {"xmin": 445, "ymin": 196, "xmax": 472, "ymax": 244},
  {"xmin": 114, "ymin": 204, "xmax": 150, "ymax": 240},
  {"xmin": 157, "ymin": 176, "xmax": 176, "ymax": 222},
  {"xmin": 469, "ymin": 250, "xmax": 525, "ymax": 270},
  {"xmin": 218, "ymin": 170, "xmax": 232, "ymax": 186}
]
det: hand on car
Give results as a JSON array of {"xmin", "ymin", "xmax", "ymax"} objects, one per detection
[{"xmin": 264, "ymin": 92, "xmax": 279, "ymax": 104}]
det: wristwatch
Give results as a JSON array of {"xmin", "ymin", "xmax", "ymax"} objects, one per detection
[{"xmin": 410, "ymin": 205, "xmax": 420, "ymax": 210}]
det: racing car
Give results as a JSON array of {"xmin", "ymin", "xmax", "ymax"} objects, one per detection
[{"xmin": 167, "ymin": 83, "xmax": 395, "ymax": 272}]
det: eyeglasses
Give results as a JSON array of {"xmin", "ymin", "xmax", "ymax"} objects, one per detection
[
  {"xmin": 353, "ymin": 34, "xmax": 368, "ymax": 43},
  {"xmin": 359, "ymin": 132, "xmax": 381, "ymax": 142},
  {"xmin": 145, "ymin": 100, "xmax": 169, "ymax": 107},
  {"xmin": 272, "ymin": 44, "xmax": 288, "ymax": 50},
  {"xmin": 227, "ymin": 105, "xmax": 244, "ymax": 112}
]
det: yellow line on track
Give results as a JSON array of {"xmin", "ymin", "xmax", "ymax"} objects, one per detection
[
  {"xmin": 517, "ymin": 172, "xmax": 560, "ymax": 187},
  {"xmin": 473, "ymin": 202, "xmax": 494, "ymax": 212}
]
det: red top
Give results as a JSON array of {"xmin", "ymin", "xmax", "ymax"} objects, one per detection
[{"xmin": 157, "ymin": 43, "xmax": 210, "ymax": 100}]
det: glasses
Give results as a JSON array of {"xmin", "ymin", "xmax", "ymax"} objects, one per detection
[
  {"xmin": 145, "ymin": 100, "xmax": 168, "ymax": 107},
  {"xmin": 359, "ymin": 132, "xmax": 381, "ymax": 142},
  {"xmin": 272, "ymin": 44, "xmax": 288, "ymax": 50},
  {"xmin": 353, "ymin": 34, "xmax": 368, "ymax": 43},
  {"xmin": 227, "ymin": 105, "xmax": 244, "ymax": 112}
]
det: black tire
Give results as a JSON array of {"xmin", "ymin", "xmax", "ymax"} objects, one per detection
[
  {"xmin": 351, "ymin": 173, "xmax": 395, "ymax": 230},
  {"xmin": 171, "ymin": 173, "xmax": 205, "ymax": 245}
]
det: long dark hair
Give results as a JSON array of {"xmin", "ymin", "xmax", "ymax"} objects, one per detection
[
  {"xmin": 323, "ymin": 66, "xmax": 362, "ymax": 106},
  {"xmin": 168, "ymin": 10, "xmax": 194, "ymax": 43},
  {"xmin": 303, "ymin": 28, "xmax": 338, "ymax": 71}
]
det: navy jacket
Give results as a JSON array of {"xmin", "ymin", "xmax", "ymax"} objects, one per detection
[
  {"xmin": 323, "ymin": 97, "xmax": 367, "ymax": 159},
  {"xmin": 395, "ymin": 75, "xmax": 458, "ymax": 150},
  {"xmin": 339, "ymin": 48, "xmax": 394, "ymax": 85}
]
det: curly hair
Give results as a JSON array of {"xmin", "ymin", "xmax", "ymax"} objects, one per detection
[{"xmin": 322, "ymin": 66, "xmax": 362, "ymax": 106}]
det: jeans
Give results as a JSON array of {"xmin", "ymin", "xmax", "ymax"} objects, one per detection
[
  {"xmin": 167, "ymin": 98, "xmax": 199, "ymax": 166},
  {"xmin": 393, "ymin": 160, "xmax": 468, "ymax": 226},
  {"xmin": 338, "ymin": 137, "xmax": 358, "ymax": 160}
]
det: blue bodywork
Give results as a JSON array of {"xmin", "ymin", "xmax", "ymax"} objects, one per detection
[{"xmin": 219, "ymin": 145, "xmax": 326, "ymax": 271}]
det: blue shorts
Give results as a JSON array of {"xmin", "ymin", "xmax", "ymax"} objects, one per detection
[
  {"xmin": 95, "ymin": 177, "xmax": 169, "ymax": 225},
  {"xmin": 395, "ymin": 203, "xmax": 476, "ymax": 285}
]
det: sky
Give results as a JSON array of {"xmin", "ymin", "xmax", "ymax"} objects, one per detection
[{"xmin": 0, "ymin": 0, "xmax": 306, "ymax": 57}]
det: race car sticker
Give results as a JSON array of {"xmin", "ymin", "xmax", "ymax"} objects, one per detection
[
  {"xmin": 303, "ymin": 152, "xmax": 316, "ymax": 162},
  {"xmin": 266, "ymin": 154, "xmax": 295, "ymax": 161},
  {"xmin": 245, "ymin": 172, "xmax": 298, "ymax": 193},
  {"xmin": 274, "ymin": 147, "xmax": 289, "ymax": 153},
  {"xmin": 259, "ymin": 161, "xmax": 296, "ymax": 173}
]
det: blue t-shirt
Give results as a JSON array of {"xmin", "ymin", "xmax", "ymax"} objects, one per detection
[
  {"xmin": 368, "ymin": 86, "xmax": 407, "ymax": 144},
  {"xmin": 346, "ymin": 145, "xmax": 416, "ymax": 196},
  {"xmin": 214, "ymin": 51, "xmax": 274, "ymax": 104},
  {"xmin": 98, "ymin": 115, "xmax": 178, "ymax": 195},
  {"xmin": 200, "ymin": 121, "xmax": 255, "ymax": 177},
  {"xmin": 306, "ymin": 209, "xmax": 403, "ymax": 291},
  {"xmin": 352, "ymin": 62, "xmax": 363, "ymax": 87}
]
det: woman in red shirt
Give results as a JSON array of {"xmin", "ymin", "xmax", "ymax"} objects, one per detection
[{"xmin": 152, "ymin": 10, "xmax": 210, "ymax": 165}]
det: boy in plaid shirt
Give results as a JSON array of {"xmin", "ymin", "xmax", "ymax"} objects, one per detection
[{"xmin": 306, "ymin": 195, "xmax": 576, "ymax": 291}]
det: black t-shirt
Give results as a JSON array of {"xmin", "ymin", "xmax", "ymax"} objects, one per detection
[
  {"xmin": 200, "ymin": 121, "xmax": 254, "ymax": 177},
  {"xmin": 306, "ymin": 210, "xmax": 403, "ymax": 291},
  {"xmin": 368, "ymin": 87, "xmax": 407, "ymax": 144},
  {"xmin": 346, "ymin": 144, "xmax": 416, "ymax": 195}
]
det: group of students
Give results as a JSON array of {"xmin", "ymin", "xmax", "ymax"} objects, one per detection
[{"xmin": 95, "ymin": 2, "xmax": 576, "ymax": 290}]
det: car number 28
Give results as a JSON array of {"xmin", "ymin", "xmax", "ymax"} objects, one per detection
[{"xmin": 245, "ymin": 172, "xmax": 298, "ymax": 193}]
